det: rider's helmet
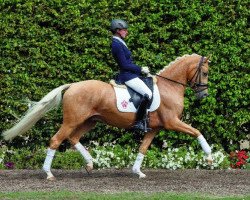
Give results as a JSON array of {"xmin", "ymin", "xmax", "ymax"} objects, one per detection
[{"xmin": 110, "ymin": 19, "xmax": 128, "ymax": 33}]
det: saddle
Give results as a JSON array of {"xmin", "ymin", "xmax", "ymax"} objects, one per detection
[{"xmin": 115, "ymin": 77, "xmax": 154, "ymax": 109}]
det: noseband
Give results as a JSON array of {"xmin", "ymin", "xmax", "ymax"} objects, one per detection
[{"xmin": 156, "ymin": 56, "xmax": 208, "ymax": 93}]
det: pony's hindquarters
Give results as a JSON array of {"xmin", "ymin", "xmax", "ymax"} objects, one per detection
[{"xmin": 2, "ymin": 84, "xmax": 72, "ymax": 141}]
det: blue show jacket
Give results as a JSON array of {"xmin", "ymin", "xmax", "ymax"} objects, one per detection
[{"xmin": 111, "ymin": 37, "xmax": 142, "ymax": 83}]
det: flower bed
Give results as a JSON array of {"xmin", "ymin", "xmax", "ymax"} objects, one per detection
[
  {"xmin": 230, "ymin": 150, "xmax": 249, "ymax": 169},
  {"xmin": 0, "ymin": 141, "xmax": 242, "ymax": 170}
]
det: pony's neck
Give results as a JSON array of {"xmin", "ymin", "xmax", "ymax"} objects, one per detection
[{"xmin": 158, "ymin": 54, "xmax": 200, "ymax": 85}]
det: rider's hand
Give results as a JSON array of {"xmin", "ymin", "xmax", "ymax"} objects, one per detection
[{"xmin": 141, "ymin": 67, "xmax": 150, "ymax": 75}]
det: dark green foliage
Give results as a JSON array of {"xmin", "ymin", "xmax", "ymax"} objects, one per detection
[{"xmin": 0, "ymin": 0, "xmax": 249, "ymax": 152}]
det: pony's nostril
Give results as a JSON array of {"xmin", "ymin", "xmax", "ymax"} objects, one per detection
[{"xmin": 203, "ymin": 93, "xmax": 209, "ymax": 98}]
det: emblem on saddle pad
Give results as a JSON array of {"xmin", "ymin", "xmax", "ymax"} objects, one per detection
[
  {"xmin": 121, "ymin": 100, "xmax": 128, "ymax": 109},
  {"xmin": 110, "ymin": 77, "xmax": 161, "ymax": 113}
]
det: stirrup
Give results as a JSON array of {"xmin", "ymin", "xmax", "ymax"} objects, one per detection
[{"xmin": 131, "ymin": 120, "xmax": 152, "ymax": 133}]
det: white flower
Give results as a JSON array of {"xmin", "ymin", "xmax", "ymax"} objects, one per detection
[
  {"xmin": 7, "ymin": 150, "xmax": 14, "ymax": 154},
  {"xmin": 162, "ymin": 140, "xmax": 168, "ymax": 148}
]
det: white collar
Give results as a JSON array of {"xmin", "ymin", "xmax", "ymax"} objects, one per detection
[{"xmin": 113, "ymin": 36, "xmax": 127, "ymax": 47}]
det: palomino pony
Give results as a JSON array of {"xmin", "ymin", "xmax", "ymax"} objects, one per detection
[{"xmin": 2, "ymin": 54, "xmax": 212, "ymax": 180}]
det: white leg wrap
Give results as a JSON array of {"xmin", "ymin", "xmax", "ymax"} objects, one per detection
[
  {"xmin": 132, "ymin": 153, "xmax": 146, "ymax": 178},
  {"xmin": 43, "ymin": 148, "xmax": 56, "ymax": 179},
  {"xmin": 75, "ymin": 142, "xmax": 93, "ymax": 164},
  {"xmin": 43, "ymin": 148, "xmax": 56, "ymax": 172},
  {"xmin": 197, "ymin": 135, "xmax": 212, "ymax": 155}
]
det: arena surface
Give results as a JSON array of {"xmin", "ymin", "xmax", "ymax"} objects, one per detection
[{"xmin": 0, "ymin": 169, "xmax": 249, "ymax": 197}]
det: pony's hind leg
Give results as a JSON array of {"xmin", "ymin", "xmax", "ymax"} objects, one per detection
[
  {"xmin": 43, "ymin": 124, "xmax": 74, "ymax": 180},
  {"xmin": 133, "ymin": 130, "xmax": 157, "ymax": 178},
  {"xmin": 68, "ymin": 120, "xmax": 97, "ymax": 173}
]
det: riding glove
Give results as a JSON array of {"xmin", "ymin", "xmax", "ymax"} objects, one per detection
[{"xmin": 141, "ymin": 67, "xmax": 150, "ymax": 75}]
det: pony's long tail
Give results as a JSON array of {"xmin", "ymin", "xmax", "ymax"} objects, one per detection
[{"xmin": 2, "ymin": 84, "xmax": 72, "ymax": 141}]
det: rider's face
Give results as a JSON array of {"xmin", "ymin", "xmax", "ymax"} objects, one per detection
[{"xmin": 117, "ymin": 29, "xmax": 128, "ymax": 39}]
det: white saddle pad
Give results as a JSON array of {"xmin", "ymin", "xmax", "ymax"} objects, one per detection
[{"xmin": 113, "ymin": 85, "xmax": 161, "ymax": 113}]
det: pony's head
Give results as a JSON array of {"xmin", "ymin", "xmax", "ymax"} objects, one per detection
[
  {"xmin": 188, "ymin": 56, "xmax": 210, "ymax": 99},
  {"xmin": 156, "ymin": 54, "xmax": 210, "ymax": 100}
]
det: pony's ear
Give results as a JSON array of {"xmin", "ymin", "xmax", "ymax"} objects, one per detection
[{"xmin": 204, "ymin": 54, "xmax": 212, "ymax": 63}]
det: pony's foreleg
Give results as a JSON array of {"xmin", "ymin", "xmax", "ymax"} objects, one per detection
[
  {"xmin": 43, "ymin": 125, "xmax": 73, "ymax": 180},
  {"xmin": 197, "ymin": 135, "xmax": 213, "ymax": 164},
  {"xmin": 68, "ymin": 121, "xmax": 97, "ymax": 173},
  {"xmin": 133, "ymin": 131, "xmax": 157, "ymax": 178},
  {"xmin": 165, "ymin": 118, "xmax": 213, "ymax": 164}
]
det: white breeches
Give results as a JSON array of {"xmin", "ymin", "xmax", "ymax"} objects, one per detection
[{"xmin": 125, "ymin": 78, "xmax": 152, "ymax": 99}]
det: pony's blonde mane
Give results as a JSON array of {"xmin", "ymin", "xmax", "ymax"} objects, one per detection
[{"xmin": 157, "ymin": 53, "xmax": 199, "ymax": 74}]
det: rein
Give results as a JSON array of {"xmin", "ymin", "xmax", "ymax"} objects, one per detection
[
  {"xmin": 155, "ymin": 56, "xmax": 208, "ymax": 91},
  {"xmin": 155, "ymin": 74, "xmax": 187, "ymax": 87}
]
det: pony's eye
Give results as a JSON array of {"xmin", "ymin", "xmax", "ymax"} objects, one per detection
[{"xmin": 203, "ymin": 72, "xmax": 208, "ymax": 77}]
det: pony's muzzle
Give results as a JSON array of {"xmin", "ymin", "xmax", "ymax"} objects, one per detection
[{"xmin": 196, "ymin": 90, "xmax": 209, "ymax": 99}]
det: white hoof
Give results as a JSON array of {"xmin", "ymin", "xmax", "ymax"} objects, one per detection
[
  {"xmin": 138, "ymin": 172, "xmax": 146, "ymax": 178},
  {"xmin": 132, "ymin": 168, "xmax": 146, "ymax": 178},
  {"xmin": 85, "ymin": 162, "xmax": 93, "ymax": 174},
  {"xmin": 47, "ymin": 175, "xmax": 56, "ymax": 181},
  {"xmin": 206, "ymin": 154, "xmax": 213, "ymax": 165},
  {"xmin": 43, "ymin": 169, "xmax": 55, "ymax": 181}
]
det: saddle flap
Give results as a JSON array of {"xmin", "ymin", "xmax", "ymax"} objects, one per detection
[
  {"xmin": 110, "ymin": 76, "xmax": 160, "ymax": 113},
  {"xmin": 127, "ymin": 77, "xmax": 154, "ymax": 109}
]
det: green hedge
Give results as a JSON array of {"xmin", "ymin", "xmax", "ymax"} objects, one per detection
[{"xmin": 0, "ymin": 0, "xmax": 249, "ymax": 152}]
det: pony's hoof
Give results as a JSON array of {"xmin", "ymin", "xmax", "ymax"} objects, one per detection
[
  {"xmin": 47, "ymin": 176, "xmax": 56, "ymax": 181},
  {"xmin": 206, "ymin": 155, "xmax": 213, "ymax": 165},
  {"xmin": 132, "ymin": 168, "xmax": 146, "ymax": 178},
  {"xmin": 207, "ymin": 159, "xmax": 213, "ymax": 165},
  {"xmin": 85, "ymin": 163, "xmax": 93, "ymax": 174},
  {"xmin": 43, "ymin": 170, "xmax": 55, "ymax": 181},
  {"xmin": 139, "ymin": 172, "xmax": 146, "ymax": 179}
]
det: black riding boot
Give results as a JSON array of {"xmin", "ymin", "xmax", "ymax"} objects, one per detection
[{"xmin": 131, "ymin": 94, "xmax": 152, "ymax": 132}]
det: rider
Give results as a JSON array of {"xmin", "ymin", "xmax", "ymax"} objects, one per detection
[{"xmin": 110, "ymin": 19, "xmax": 152, "ymax": 132}]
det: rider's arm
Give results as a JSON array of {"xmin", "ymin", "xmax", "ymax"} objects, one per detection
[{"xmin": 112, "ymin": 42, "xmax": 141, "ymax": 74}]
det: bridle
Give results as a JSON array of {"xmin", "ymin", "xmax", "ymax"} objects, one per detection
[{"xmin": 156, "ymin": 56, "xmax": 208, "ymax": 93}]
